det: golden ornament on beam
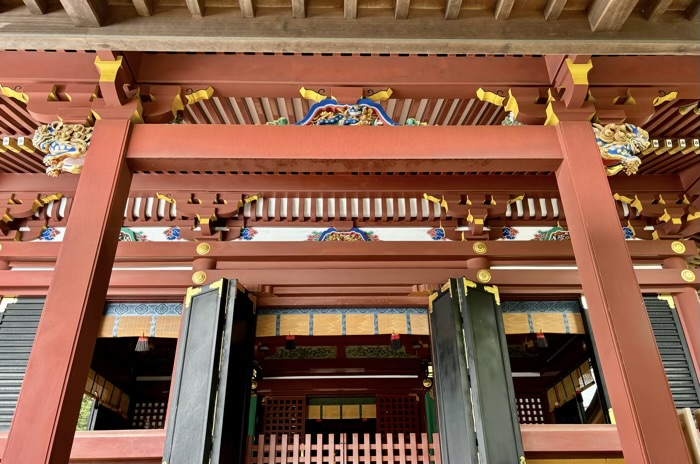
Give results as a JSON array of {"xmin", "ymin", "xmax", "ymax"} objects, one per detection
[
  {"xmin": 681, "ymin": 269, "xmax": 696, "ymax": 283},
  {"xmin": 671, "ymin": 241, "xmax": 686, "ymax": 254},
  {"xmin": 473, "ymin": 242, "xmax": 487, "ymax": 254},
  {"xmin": 192, "ymin": 271, "xmax": 207, "ymax": 285},
  {"xmin": 196, "ymin": 242, "xmax": 211, "ymax": 256},
  {"xmin": 422, "ymin": 378, "xmax": 433, "ymax": 388},
  {"xmin": 477, "ymin": 270, "xmax": 492, "ymax": 283}
]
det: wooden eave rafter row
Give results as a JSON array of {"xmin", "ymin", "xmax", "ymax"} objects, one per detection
[{"xmin": 0, "ymin": 6, "xmax": 698, "ymax": 53}]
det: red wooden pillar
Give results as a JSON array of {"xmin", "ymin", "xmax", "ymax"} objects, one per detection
[
  {"xmin": 2, "ymin": 120, "xmax": 133, "ymax": 464},
  {"xmin": 555, "ymin": 121, "xmax": 691, "ymax": 463}
]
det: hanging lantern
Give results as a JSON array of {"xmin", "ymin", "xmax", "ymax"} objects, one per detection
[
  {"xmin": 135, "ymin": 334, "xmax": 149, "ymax": 352},
  {"xmin": 285, "ymin": 333, "xmax": 296, "ymax": 350},
  {"xmin": 536, "ymin": 330, "xmax": 548, "ymax": 349},
  {"xmin": 390, "ymin": 333, "xmax": 401, "ymax": 350}
]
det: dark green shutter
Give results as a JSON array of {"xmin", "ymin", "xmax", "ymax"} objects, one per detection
[
  {"xmin": 0, "ymin": 297, "xmax": 44, "ymax": 431},
  {"xmin": 429, "ymin": 278, "xmax": 524, "ymax": 464},
  {"xmin": 645, "ymin": 295, "xmax": 700, "ymax": 409},
  {"xmin": 163, "ymin": 279, "xmax": 257, "ymax": 464}
]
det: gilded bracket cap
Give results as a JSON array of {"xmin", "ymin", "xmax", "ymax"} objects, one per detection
[
  {"xmin": 196, "ymin": 242, "xmax": 211, "ymax": 256},
  {"xmin": 473, "ymin": 242, "xmax": 487, "ymax": 254},
  {"xmin": 681, "ymin": 269, "xmax": 696, "ymax": 283},
  {"xmin": 477, "ymin": 269, "xmax": 492, "ymax": 283},
  {"xmin": 192, "ymin": 271, "xmax": 207, "ymax": 285},
  {"xmin": 671, "ymin": 241, "xmax": 686, "ymax": 254}
]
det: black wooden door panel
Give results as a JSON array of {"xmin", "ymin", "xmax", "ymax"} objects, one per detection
[
  {"xmin": 429, "ymin": 278, "xmax": 524, "ymax": 464},
  {"xmin": 163, "ymin": 279, "xmax": 256, "ymax": 464}
]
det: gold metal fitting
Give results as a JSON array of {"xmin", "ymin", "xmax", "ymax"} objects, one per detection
[
  {"xmin": 192, "ymin": 271, "xmax": 207, "ymax": 284},
  {"xmin": 671, "ymin": 241, "xmax": 686, "ymax": 254},
  {"xmin": 196, "ymin": 242, "xmax": 211, "ymax": 256},
  {"xmin": 422, "ymin": 378, "xmax": 433, "ymax": 388},
  {"xmin": 473, "ymin": 241, "xmax": 487, "ymax": 254},
  {"xmin": 681, "ymin": 269, "xmax": 696, "ymax": 283},
  {"xmin": 477, "ymin": 269, "xmax": 492, "ymax": 283}
]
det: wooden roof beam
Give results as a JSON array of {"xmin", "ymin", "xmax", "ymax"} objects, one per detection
[
  {"xmin": 687, "ymin": 0, "xmax": 699, "ymax": 19},
  {"xmin": 23, "ymin": 0, "xmax": 48, "ymax": 14},
  {"xmin": 395, "ymin": 0, "xmax": 410, "ymax": 19},
  {"xmin": 588, "ymin": 0, "xmax": 639, "ymax": 32},
  {"xmin": 240, "ymin": 0, "xmax": 255, "ymax": 17},
  {"xmin": 344, "ymin": 0, "xmax": 357, "ymax": 18},
  {"xmin": 642, "ymin": 0, "xmax": 672, "ymax": 18},
  {"xmin": 445, "ymin": 0, "xmax": 462, "ymax": 19},
  {"xmin": 185, "ymin": 0, "xmax": 205, "ymax": 17},
  {"xmin": 132, "ymin": 0, "xmax": 153, "ymax": 16},
  {"xmin": 494, "ymin": 0, "xmax": 515, "ymax": 20},
  {"xmin": 292, "ymin": 0, "xmax": 305, "ymax": 18},
  {"xmin": 543, "ymin": 0, "xmax": 568, "ymax": 20},
  {"xmin": 59, "ymin": 0, "xmax": 107, "ymax": 26}
]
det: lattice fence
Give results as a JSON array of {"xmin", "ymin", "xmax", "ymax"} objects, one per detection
[
  {"xmin": 246, "ymin": 433, "xmax": 441, "ymax": 464},
  {"xmin": 263, "ymin": 396, "xmax": 306, "ymax": 436}
]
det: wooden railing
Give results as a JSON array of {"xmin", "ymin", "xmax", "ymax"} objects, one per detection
[{"xmin": 246, "ymin": 433, "xmax": 441, "ymax": 464}]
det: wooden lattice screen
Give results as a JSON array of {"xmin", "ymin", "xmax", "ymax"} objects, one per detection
[
  {"xmin": 376, "ymin": 395, "xmax": 421, "ymax": 434},
  {"xmin": 263, "ymin": 396, "xmax": 306, "ymax": 436},
  {"xmin": 246, "ymin": 433, "xmax": 441, "ymax": 464},
  {"xmin": 515, "ymin": 394, "xmax": 547, "ymax": 424}
]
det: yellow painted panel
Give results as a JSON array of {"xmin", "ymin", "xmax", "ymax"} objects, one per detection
[
  {"xmin": 313, "ymin": 314, "xmax": 342, "ymax": 336},
  {"xmin": 342, "ymin": 405, "xmax": 360, "ymax": 419},
  {"xmin": 345, "ymin": 314, "xmax": 375, "ymax": 335},
  {"xmin": 503, "ymin": 313, "xmax": 530, "ymax": 334},
  {"xmin": 116, "ymin": 316, "xmax": 151, "ymax": 337},
  {"xmin": 377, "ymin": 314, "xmax": 407, "ymax": 334},
  {"xmin": 606, "ymin": 459, "xmax": 625, "ymax": 463},
  {"xmin": 555, "ymin": 383, "xmax": 567, "ymax": 404},
  {"xmin": 567, "ymin": 313, "xmax": 586, "ymax": 334},
  {"xmin": 279, "ymin": 314, "xmax": 309, "ymax": 336},
  {"xmin": 531, "ymin": 313, "xmax": 566, "ymax": 333},
  {"xmin": 154, "ymin": 316, "xmax": 181, "ymax": 338},
  {"xmin": 307, "ymin": 405, "xmax": 321, "ymax": 419},
  {"xmin": 98, "ymin": 316, "xmax": 116, "ymax": 337},
  {"xmin": 256, "ymin": 315, "xmax": 277, "ymax": 337},
  {"xmin": 547, "ymin": 388, "xmax": 557, "ymax": 412},
  {"xmin": 563, "ymin": 376, "xmax": 576, "ymax": 401},
  {"xmin": 362, "ymin": 404, "xmax": 376, "ymax": 419},
  {"xmin": 410, "ymin": 314, "xmax": 430, "ymax": 335},
  {"xmin": 323, "ymin": 405, "xmax": 341, "ymax": 419}
]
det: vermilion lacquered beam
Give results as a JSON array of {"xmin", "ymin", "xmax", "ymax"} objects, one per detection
[
  {"xmin": 1, "ymin": 240, "xmax": 695, "ymax": 263},
  {"xmin": 555, "ymin": 121, "xmax": 691, "ymax": 464},
  {"xmin": 0, "ymin": 173, "xmax": 685, "ymax": 194},
  {"xmin": 125, "ymin": 125, "xmax": 563, "ymax": 173},
  {"xmin": 0, "ymin": 269, "xmax": 696, "ymax": 295},
  {"xmin": 0, "ymin": 425, "xmax": 622, "ymax": 462}
]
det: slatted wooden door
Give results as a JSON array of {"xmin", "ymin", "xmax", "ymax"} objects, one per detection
[{"xmin": 162, "ymin": 279, "xmax": 257, "ymax": 464}]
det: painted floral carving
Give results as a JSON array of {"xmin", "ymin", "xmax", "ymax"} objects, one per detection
[
  {"xmin": 240, "ymin": 227, "xmax": 257, "ymax": 241},
  {"xmin": 427, "ymin": 227, "xmax": 446, "ymax": 241},
  {"xmin": 163, "ymin": 226, "xmax": 181, "ymax": 241},
  {"xmin": 307, "ymin": 227, "xmax": 379, "ymax": 241},
  {"xmin": 39, "ymin": 227, "xmax": 60, "ymax": 241},
  {"xmin": 502, "ymin": 226, "xmax": 519, "ymax": 240}
]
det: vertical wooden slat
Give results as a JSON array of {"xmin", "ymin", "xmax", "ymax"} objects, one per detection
[
  {"xmin": 350, "ymin": 433, "xmax": 359, "ymax": 464},
  {"xmin": 408, "ymin": 433, "xmax": 418, "ymax": 464},
  {"xmin": 430, "ymin": 434, "xmax": 440, "ymax": 464},
  {"xmin": 419, "ymin": 433, "xmax": 430, "ymax": 464},
  {"xmin": 256, "ymin": 435, "xmax": 265, "ymax": 464},
  {"xmin": 314, "ymin": 434, "xmax": 323, "ymax": 464},
  {"xmin": 328, "ymin": 433, "xmax": 335, "ymax": 464},
  {"xmin": 281, "ymin": 434, "xmax": 289, "ymax": 464},
  {"xmin": 245, "ymin": 435, "xmax": 253, "ymax": 464},
  {"xmin": 303, "ymin": 434, "xmax": 312, "ymax": 464},
  {"xmin": 362, "ymin": 433, "xmax": 371, "ymax": 464},
  {"xmin": 292, "ymin": 434, "xmax": 300, "ymax": 464},
  {"xmin": 386, "ymin": 433, "xmax": 395, "ymax": 463},
  {"xmin": 269, "ymin": 435, "xmax": 277, "ymax": 464},
  {"xmin": 397, "ymin": 434, "xmax": 407, "ymax": 464}
]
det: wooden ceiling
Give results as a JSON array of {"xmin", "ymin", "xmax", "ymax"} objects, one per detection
[{"xmin": 0, "ymin": 0, "xmax": 697, "ymax": 53}]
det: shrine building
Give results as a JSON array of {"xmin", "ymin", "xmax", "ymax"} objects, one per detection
[{"xmin": 0, "ymin": 2, "xmax": 699, "ymax": 463}]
